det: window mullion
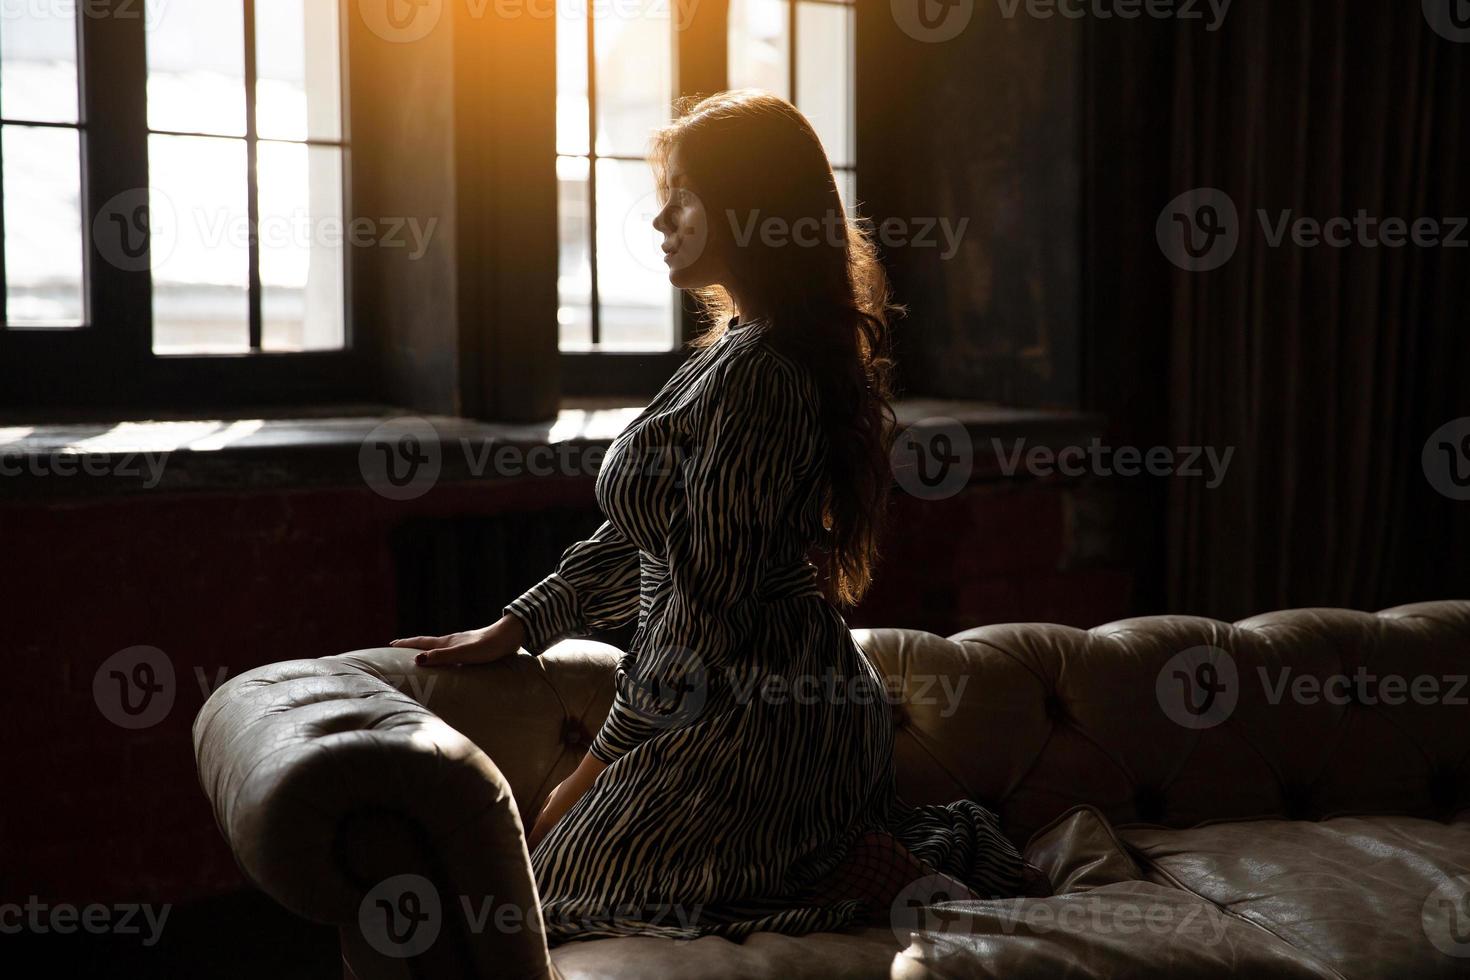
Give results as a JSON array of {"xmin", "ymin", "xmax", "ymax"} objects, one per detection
[
  {"xmin": 0, "ymin": 111, "xmax": 8, "ymax": 330},
  {"xmin": 673, "ymin": 0, "xmax": 729, "ymax": 348},
  {"xmin": 79, "ymin": 0, "xmax": 151, "ymax": 363},
  {"xmin": 243, "ymin": 0, "xmax": 263, "ymax": 352},
  {"xmin": 586, "ymin": 0, "xmax": 601, "ymax": 347},
  {"xmin": 788, "ymin": 0, "xmax": 798, "ymax": 104}
]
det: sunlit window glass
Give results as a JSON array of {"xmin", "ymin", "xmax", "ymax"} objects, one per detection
[
  {"xmin": 557, "ymin": 0, "xmax": 676, "ymax": 352},
  {"xmin": 146, "ymin": 0, "xmax": 346, "ymax": 354},
  {"xmin": 1, "ymin": 1, "xmax": 85, "ymax": 328}
]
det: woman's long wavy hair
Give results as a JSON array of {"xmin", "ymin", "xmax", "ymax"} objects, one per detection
[{"xmin": 650, "ymin": 89, "xmax": 903, "ymax": 608}]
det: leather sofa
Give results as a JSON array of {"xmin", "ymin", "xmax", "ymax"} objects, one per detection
[{"xmin": 193, "ymin": 600, "xmax": 1470, "ymax": 978}]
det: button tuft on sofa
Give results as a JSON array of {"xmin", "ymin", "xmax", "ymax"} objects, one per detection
[
  {"xmin": 561, "ymin": 717, "xmax": 592, "ymax": 750},
  {"xmin": 1281, "ymin": 785, "xmax": 1316, "ymax": 820},
  {"xmin": 1042, "ymin": 693, "xmax": 1067, "ymax": 723},
  {"xmin": 1133, "ymin": 786, "xmax": 1166, "ymax": 824},
  {"xmin": 1429, "ymin": 767, "xmax": 1458, "ymax": 814}
]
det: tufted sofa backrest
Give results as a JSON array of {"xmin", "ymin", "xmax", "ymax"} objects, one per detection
[
  {"xmin": 319, "ymin": 601, "xmax": 1470, "ymax": 846},
  {"xmin": 857, "ymin": 601, "xmax": 1470, "ymax": 842}
]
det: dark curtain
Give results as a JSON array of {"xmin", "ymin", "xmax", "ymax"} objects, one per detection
[{"xmin": 1091, "ymin": 0, "xmax": 1470, "ymax": 621}]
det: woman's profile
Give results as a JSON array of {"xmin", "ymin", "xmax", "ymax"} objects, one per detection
[{"xmin": 391, "ymin": 89, "xmax": 1041, "ymax": 943}]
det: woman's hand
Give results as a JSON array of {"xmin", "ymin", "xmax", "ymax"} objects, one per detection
[
  {"xmin": 390, "ymin": 613, "xmax": 527, "ymax": 667},
  {"xmin": 526, "ymin": 753, "xmax": 608, "ymax": 850}
]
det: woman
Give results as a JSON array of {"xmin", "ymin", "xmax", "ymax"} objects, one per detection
[{"xmin": 391, "ymin": 90, "xmax": 1038, "ymax": 944}]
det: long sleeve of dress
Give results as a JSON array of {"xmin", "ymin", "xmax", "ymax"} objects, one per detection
[
  {"xmin": 588, "ymin": 345, "xmax": 817, "ymax": 763},
  {"xmin": 502, "ymin": 519, "xmax": 642, "ymax": 655}
]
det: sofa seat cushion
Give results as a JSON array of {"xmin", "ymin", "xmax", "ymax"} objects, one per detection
[
  {"xmin": 1121, "ymin": 813, "xmax": 1470, "ymax": 978},
  {"xmin": 550, "ymin": 880, "xmax": 1340, "ymax": 980},
  {"xmin": 551, "ymin": 927, "xmax": 906, "ymax": 980},
  {"xmin": 892, "ymin": 881, "xmax": 1339, "ymax": 979}
]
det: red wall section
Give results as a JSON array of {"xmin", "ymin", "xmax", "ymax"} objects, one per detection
[{"xmin": 1, "ymin": 473, "xmax": 1133, "ymax": 907}]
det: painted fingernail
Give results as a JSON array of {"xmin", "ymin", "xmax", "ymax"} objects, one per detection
[{"xmin": 415, "ymin": 653, "xmax": 428, "ymax": 666}]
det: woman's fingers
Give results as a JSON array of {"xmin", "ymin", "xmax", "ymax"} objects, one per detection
[
  {"xmin": 412, "ymin": 644, "xmax": 465, "ymax": 667},
  {"xmin": 389, "ymin": 635, "xmax": 451, "ymax": 650},
  {"xmin": 413, "ymin": 638, "xmax": 498, "ymax": 668},
  {"xmin": 393, "ymin": 626, "xmax": 512, "ymax": 668}
]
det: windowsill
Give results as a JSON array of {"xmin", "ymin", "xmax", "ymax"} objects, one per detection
[{"xmin": 0, "ymin": 399, "xmax": 1104, "ymax": 500}]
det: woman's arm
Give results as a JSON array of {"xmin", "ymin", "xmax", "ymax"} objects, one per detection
[
  {"xmin": 393, "ymin": 519, "xmax": 640, "ymax": 664},
  {"xmin": 526, "ymin": 752, "xmax": 608, "ymax": 850},
  {"xmin": 502, "ymin": 519, "xmax": 643, "ymax": 655}
]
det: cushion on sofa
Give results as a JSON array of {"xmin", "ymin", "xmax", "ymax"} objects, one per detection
[
  {"xmin": 1024, "ymin": 804, "xmax": 1144, "ymax": 894},
  {"xmin": 888, "ymin": 881, "xmax": 1340, "ymax": 979},
  {"xmin": 551, "ymin": 927, "xmax": 907, "ymax": 980},
  {"xmin": 549, "ymin": 878, "xmax": 1345, "ymax": 980},
  {"xmin": 1121, "ymin": 812, "xmax": 1470, "ymax": 979}
]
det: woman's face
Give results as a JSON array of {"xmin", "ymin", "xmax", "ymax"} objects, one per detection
[{"xmin": 652, "ymin": 144, "xmax": 723, "ymax": 290}]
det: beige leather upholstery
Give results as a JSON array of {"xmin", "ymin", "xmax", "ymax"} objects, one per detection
[
  {"xmin": 1024, "ymin": 806, "xmax": 1143, "ymax": 895},
  {"xmin": 1122, "ymin": 814, "xmax": 1470, "ymax": 979},
  {"xmin": 875, "ymin": 602, "xmax": 1470, "ymax": 840},
  {"xmin": 193, "ymin": 601, "xmax": 1470, "ymax": 978},
  {"xmin": 889, "ymin": 881, "xmax": 1344, "ymax": 980}
]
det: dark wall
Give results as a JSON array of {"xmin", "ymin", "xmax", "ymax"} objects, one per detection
[
  {"xmin": 2, "ymin": 457, "xmax": 1132, "ymax": 906},
  {"xmin": 859, "ymin": 3, "xmax": 1083, "ymax": 407}
]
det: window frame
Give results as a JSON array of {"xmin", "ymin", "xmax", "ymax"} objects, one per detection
[
  {"xmin": 0, "ymin": 1, "xmax": 860, "ymax": 417},
  {"xmin": 0, "ymin": 0, "xmax": 369, "ymax": 416},
  {"xmin": 556, "ymin": 0, "xmax": 712, "ymax": 399}
]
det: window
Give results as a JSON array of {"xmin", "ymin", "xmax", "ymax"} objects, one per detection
[
  {"xmin": 0, "ymin": 0, "xmax": 358, "ymax": 412},
  {"xmin": 3, "ymin": 2, "xmax": 856, "ymax": 411},
  {"xmin": 556, "ymin": 0, "xmax": 677, "ymax": 353},
  {"xmin": 146, "ymin": 0, "xmax": 345, "ymax": 355},
  {"xmin": 1, "ymin": 2, "xmax": 86, "ymax": 328},
  {"xmin": 556, "ymin": 0, "xmax": 856, "ymax": 366},
  {"xmin": 728, "ymin": 0, "xmax": 856, "ymax": 212}
]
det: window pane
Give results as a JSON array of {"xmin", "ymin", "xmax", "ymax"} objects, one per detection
[
  {"xmin": 0, "ymin": 0, "xmax": 79, "ymax": 124},
  {"xmin": 796, "ymin": 1, "xmax": 853, "ymax": 168},
  {"xmin": 728, "ymin": 0, "xmax": 789, "ymax": 99},
  {"xmin": 255, "ymin": 0, "xmax": 342, "ymax": 142},
  {"xmin": 557, "ymin": 6, "xmax": 589, "ymax": 156},
  {"xmin": 596, "ymin": 158, "xmax": 674, "ymax": 350},
  {"xmin": 147, "ymin": 0, "xmax": 246, "ymax": 136},
  {"xmin": 558, "ymin": 156, "xmax": 592, "ymax": 349},
  {"xmin": 835, "ymin": 167, "xmax": 856, "ymax": 220},
  {"xmin": 594, "ymin": 0, "xmax": 671, "ymax": 157},
  {"xmin": 258, "ymin": 141, "xmax": 345, "ymax": 351},
  {"xmin": 2, "ymin": 125, "xmax": 83, "ymax": 326},
  {"xmin": 149, "ymin": 134, "xmax": 249, "ymax": 353}
]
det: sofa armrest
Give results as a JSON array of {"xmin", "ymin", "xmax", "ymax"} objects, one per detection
[{"xmin": 193, "ymin": 651, "xmax": 555, "ymax": 979}]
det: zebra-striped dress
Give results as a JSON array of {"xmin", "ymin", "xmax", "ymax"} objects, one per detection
[{"xmin": 504, "ymin": 317, "xmax": 1025, "ymax": 944}]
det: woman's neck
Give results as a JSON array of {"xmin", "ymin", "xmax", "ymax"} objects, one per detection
[{"xmin": 726, "ymin": 283, "xmax": 770, "ymax": 326}]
